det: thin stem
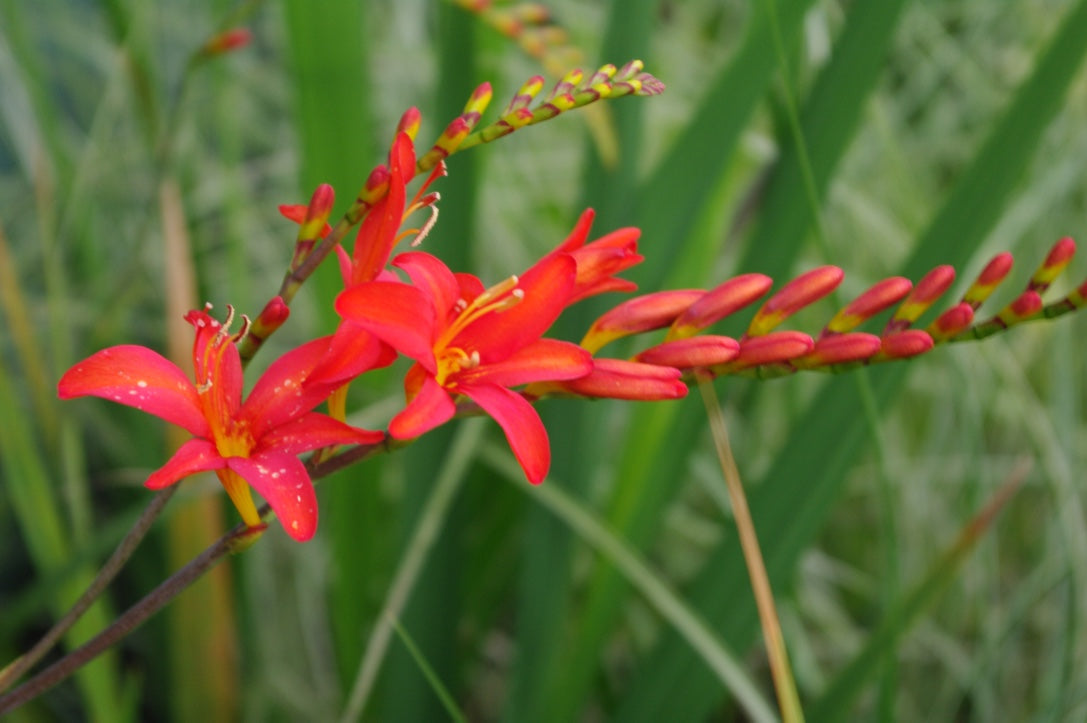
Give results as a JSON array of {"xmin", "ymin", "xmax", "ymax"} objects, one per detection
[
  {"xmin": 0, "ymin": 512, "xmax": 249, "ymax": 715},
  {"xmin": 697, "ymin": 377, "xmax": 805, "ymax": 723},
  {"xmin": 0, "ymin": 434, "xmax": 390, "ymax": 714},
  {"xmin": 0, "ymin": 487, "xmax": 178, "ymax": 693}
]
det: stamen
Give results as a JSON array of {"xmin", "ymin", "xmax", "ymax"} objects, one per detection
[
  {"xmin": 410, "ymin": 203, "xmax": 440, "ymax": 247},
  {"xmin": 230, "ymin": 314, "xmax": 253, "ymax": 344},
  {"xmin": 437, "ymin": 275, "xmax": 522, "ymax": 349}
]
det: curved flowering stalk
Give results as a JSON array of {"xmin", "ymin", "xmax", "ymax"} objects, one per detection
[
  {"xmin": 450, "ymin": 0, "xmax": 582, "ymax": 75},
  {"xmin": 544, "ymin": 238, "xmax": 1086, "ymax": 391},
  {"xmin": 455, "ymin": 61, "xmax": 665, "ymax": 154},
  {"xmin": 259, "ymin": 62, "xmax": 662, "ymax": 354}
]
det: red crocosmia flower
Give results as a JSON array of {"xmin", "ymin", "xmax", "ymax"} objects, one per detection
[
  {"xmin": 335, "ymin": 250, "xmax": 593, "ymax": 484},
  {"xmin": 57, "ymin": 306, "xmax": 384, "ymax": 541}
]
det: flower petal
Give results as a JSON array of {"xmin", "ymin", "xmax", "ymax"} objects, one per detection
[
  {"xmin": 228, "ymin": 453, "xmax": 318, "ymax": 542},
  {"xmin": 350, "ymin": 132, "xmax": 413, "ymax": 284},
  {"xmin": 186, "ymin": 309, "xmax": 244, "ymax": 419},
  {"xmin": 58, "ymin": 345, "xmax": 209, "ymax": 437},
  {"xmin": 393, "ymin": 251, "xmax": 462, "ymax": 323},
  {"xmin": 309, "ymin": 321, "xmax": 397, "ymax": 389},
  {"xmin": 388, "ymin": 374, "xmax": 456, "ymax": 440},
  {"xmin": 257, "ymin": 412, "xmax": 384, "ymax": 455},
  {"xmin": 145, "ymin": 438, "xmax": 226, "ymax": 488},
  {"xmin": 457, "ymin": 338, "xmax": 592, "ymax": 387},
  {"xmin": 461, "ymin": 382, "xmax": 550, "ymax": 484},
  {"xmin": 335, "ymin": 282, "xmax": 439, "ymax": 371},
  {"xmin": 245, "ymin": 336, "xmax": 338, "ymax": 436}
]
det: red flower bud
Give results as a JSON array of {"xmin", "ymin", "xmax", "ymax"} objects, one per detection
[
  {"xmin": 746, "ymin": 266, "xmax": 843, "ymax": 337},
  {"xmin": 668, "ymin": 274, "xmax": 772, "ymax": 340},
  {"xmin": 995, "ymin": 290, "xmax": 1044, "ymax": 326},
  {"xmin": 885, "ymin": 265, "xmax": 955, "ymax": 334},
  {"xmin": 876, "ymin": 330, "xmax": 934, "ymax": 360},
  {"xmin": 581, "ymin": 290, "xmax": 705, "ymax": 353},
  {"xmin": 540, "ymin": 358, "xmax": 687, "ymax": 400},
  {"xmin": 823, "ymin": 277, "xmax": 912, "ymax": 335},
  {"xmin": 794, "ymin": 332, "xmax": 882, "ymax": 369},
  {"xmin": 962, "ymin": 252, "xmax": 1013, "ymax": 309},
  {"xmin": 927, "ymin": 302, "xmax": 974, "ymax": 341},
  {"xmin": 731, "ymin": 331, "xmax": 813, "ymax": 369},
  {"xmin": 1029, "ymin": 237, "xmax": 1076, "ymax": 293},
  {"xmin": 634, "ymin": 335, "xmax": 741, "ymax": 370}
]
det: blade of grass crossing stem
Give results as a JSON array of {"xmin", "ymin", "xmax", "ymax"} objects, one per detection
[
  {"xmin": 808, "ymin": 466, "xmax": 1029, "ymax": 721},
  {"xmin": 481, "ymin": 445, "xmax": 779, "ymax": 723},
  {"xmin": 161, "ymin": 177, "xmax": 240, "ymax": 722},
  {"xmin": 384, "ymin": 6, "xmax": 478, "ymax": 720},
  {"xmin": 281, "ymin": 0, "xmax": 381, "ymax": 694},
  {"xmin": 615, "ymin": 2, "xmax": 1087, "ymax": 719},
  {"xmin": 510, "ymin": 1, "xmax": 655, "ymax": 721}
]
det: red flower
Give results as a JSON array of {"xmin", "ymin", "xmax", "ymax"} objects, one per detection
[
  {"xmin": 58, "ymin": 306, "xmax": 384, "ymax": 541},
  {"xmin": 335, "ymin": 250, "xmax": 593, "ymax": 484}
]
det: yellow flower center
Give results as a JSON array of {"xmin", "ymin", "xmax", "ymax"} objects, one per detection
[{"xmin": 431, "ymin": 275, "xmax": 523, "ymax": 387}]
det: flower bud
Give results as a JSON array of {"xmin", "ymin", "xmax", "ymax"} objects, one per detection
[
  {"xmin": 634, "ymin": 335, "xmax": 740, "ymax": 370},
  {"xmin": 540, "ymin": 359, "xmax": 687, "ymax": 400},
  {"xmin": 885, "ymin": 265, "xmax": 955, "ymax": 334},
  {"xmin": 927, "ymin": 302, "xmax": 974, "ymax": 341},
  {"xmin": 581, "ymin": 290, "xmax": 705, "ymax": 353},
  {"xmin": 823, "ymin": 277, "xmax": 912, "ymax": 335},
  {"xmin": 746, "ymin": 266, "xmax": 843, "ymax": 337},
  {"xmin": 794, "ymin": 332, "xmax": 882, "ymax": 369},
  {"xmin": 876, "ymin": 330, "xmax": 934, "ymax": 360},
  {"xmin": 730, "ymin": 331, "xmax": 813, "ymax": 370},
  {"xmin": 668, "ymin": 274, "xmax": 772, "ymax": 340},
  {"xmin": 1029, "ymin": 237, "xmax": 1075, "ymax": 293},
  {"xmin": 961, "ymin": 252, "xmax": 1013, "ymax": 309}
]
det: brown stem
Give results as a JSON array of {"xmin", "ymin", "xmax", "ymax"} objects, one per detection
[
  {"xmin": 0, "ymin": 487, "xmax": 178, "ymax": 693},
  {"xmin": 0, "ymin": 514, "xmax": 247, "ymax": 715}
]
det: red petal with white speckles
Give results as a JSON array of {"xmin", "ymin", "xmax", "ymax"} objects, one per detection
[
  {"xmin": 245, "ymin": 336, "xmax": 338, "ymax": 437},
  {"xmin": 229, "ymin": 452, "xmax": 318, "ymax": 542},
  {"xmin": 58, "ymin": 345, "xmax": 209, "ymax": 437},
  {"xmin": 257, "ymin": 412, "xmax": 383, "ymax": 455}
]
